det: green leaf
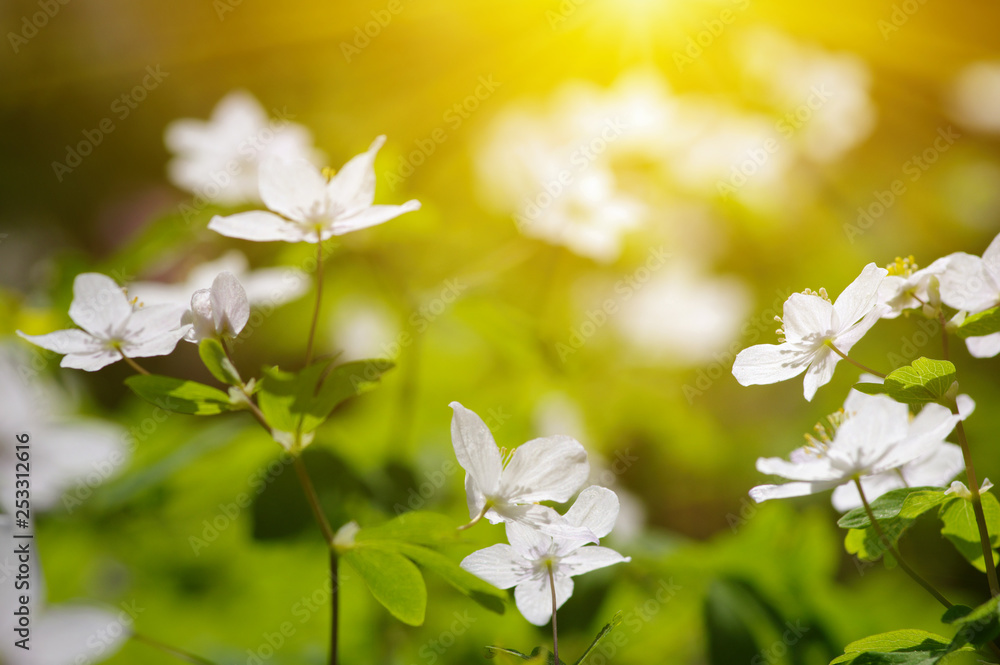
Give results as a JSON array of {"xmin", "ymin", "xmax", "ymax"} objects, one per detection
[
  {"xmin": 341, "ymin": 546, "xmax": 426, "ymax": 626},
  {"xmin": 572, "ymin": 612, "xmax": 623, "ymax": 665},
  {"xmin": 956, "ymin": 306, "xmax": 1000, "ymax": 338},
  {"xmin": 853, "ymin": 358, "xmax": 956, "ymax": 405},
  {"xmin": 844, "ymin": 515, "xmax": 912, "ymax": 565},
  {"xmin": 943, "ymin": 596, "xmax": 1000, "ymax": 653},
  {"xmin": 198, "ymin": 338, "xmax": 242, "ymax": 386},
  {"xmin": 830, "ymin": 629, "xmax": 970, "ymax": 664},
  {"xmin": 838, "ymin": 488, "xmax": 948, "ymax": 529},
  {"xmin": 355, "ymin": 511, "xmax": 460, "ymax": 547},
  {"xmin": 940, "ymin": 494, "xmax": 1000, "ymax": 572},
  {"xmin": 387, "ymin": 542, "xmax": 506, "ymax": 615},
  {"xmin": 485, "ymin": 646, "xmax": 564, "ymax": 664},
  {"xmin": 125, "ymin": 375, "xmax": 233, "ymax": 415},
  {"xmin": 311, "ymin": 359, "xmax": 394, "ymax": 422}
]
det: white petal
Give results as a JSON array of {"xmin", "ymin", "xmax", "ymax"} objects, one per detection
[
  {"xmin": 240, "ymin": 267, "xmax": 309, "ymax": 305},
  {"xmin": 185, "ymin": 289, "xmax": 216, "ymax": 342},
  {"xmin": 121, "ymin": 305, "xmax": 189, "ymax": 358},
  {"xmin": 831, "ymin": 474, "xmax": 903, "ymax": 512},
  {"xmin": 491, "ymin": 504, "xmax": 596, "ymax": 543},
  {"xmin": 834, "ymin": 305, "xmax": 884, "ymax": 352},
  {"xmin": 505, "ymin": 520, "xmax": 555, "ymax": 560},
  {"xmin": 465, "ymin": 473, "xmax": 488, "ymax": 520},
  {"xmin": 781, "ymin": 293, "xmax": 834, "ymax": 343},
  {"xmin": 802, "ymin": 346, "xmax": 838, "ymax": 401},
  {"xmin": 564, "ymin": 486, "xmax": 620, "ymax": 539},
  {"xmin": 329, "ymin": 201, "xmax": 421, "ymax": 236},
  {"xmin": 957, "ymin": 394, "xmax": 976, "ymax": 419},
  {"xmin": 460, "ymin": 544, "xmax": 529, "ymax": 589},
  {"xmin": 16, "ymin": 329, "xmax": 101, "ymax": 355},
  {"xmin": 731, "ymin": 343, "xmax": 810, "ymax": 387},
  {"xmin": 966, "ymin": 333, "xmax": 1000, "ymax": 358},
  {"xmin": 981, "ymin": 233, "xmax": 1000, "ymax": 283},
  {"xmin": 756, "ymin": 455, "xmax": 839, "ymax": 482},
  {"xmin": 560, "ymin": 546, "xmax": 630, "ymax": 576},
  {"xmin": 939, "ymin": 252, "xmax": 996, "ymax": 312},
  {"xmin": 514, "ymin": 573, "xmax": 573, "ymax": 626},
  {"xmin": 326, "ymin": 135, "xmax": 384, "ymax": 217},
  {"xmin": 833, "ymin": 263, "xmax": 887, "ymax": 326},
  {"xmin": 501, "ymin": 435, "xmax": 589, "ymax": 504},
  {"xmin": 68, "ymin": 273, "xmax": 131, "ymax": 337},
  {"xmin": 259, "ymin": 158, "xmax": 328, "ymax": 223},
  {"xmin": 749, "ymin": 479, "xmax": 843, "ymax": 502},
  {"xmin": 61, "ymin": 348, "xmax": 124, "ymax": 372},
  {"xmin": 33, "ymin": 605, "xmax": 129, "ymax": 665},
  {"xmin": 211, "ymin": 271, "xmax": 250, "ymax": 336},
  {"xmin": 449, "ymin": 402, "xmax": 502, "ymax": 496},
  {"xmin": 209, "ymin": 210, "xmax": 307, "ymax": 243}
]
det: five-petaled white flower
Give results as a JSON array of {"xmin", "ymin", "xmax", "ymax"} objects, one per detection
[
  {"xmin": 461, "ymin": 486, "xmax": 630, "ymax": 626},
  {"xmin": 939, "ymin": 232, "xmax": 1000, "ymax": 358},
  {"xmin": 17, "ymin": 273, "xmax": 189, "ymax": 371},
  {"xmin": 208, "ymin": 135, "xmax": 420, "ymax": 243},
  {"xmin": 877, "ymin": 255, "xmax": 950, "ymax": 319},
  {"xmin": 449, "ymin": 402, "xmax": 592, "ymax": 539},
  {"xmin": 183, "ymin": 271, "xmax": 250, "ymax": 342},
  {"xmin": 750, "ymin": 390, "xmax": 962, "ymax": 503},
  {"xmin": 732, "ymin": 263, "xmax": 888, "ymax": 401}
]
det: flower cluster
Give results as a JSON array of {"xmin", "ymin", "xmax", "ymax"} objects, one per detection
[{"xmin": 449, "ymin": 403, "xmax": 630, "ymax": 625}]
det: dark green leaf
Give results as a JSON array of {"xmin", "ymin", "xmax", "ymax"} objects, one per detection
[
  {"xmin": 956, "ymin": 306, "xmax": 1000, "ymax": 339},
  {"xmin": 125, "ymin": 375, "xmax": 233, "ymax": 415},
  {"xmin": 838, "ymin": 488, "xmax": 948, "ymax": 529},
  {"xmin": 830, "ymin": 629, "xmax": 970, "ymax": 664},
  {"xmin": 198, "ymin": 338, "xmax": 242, "ymax": 386},
  {"xmin": 943, "ymin": 596, "xmax": 1000, "ymax": 653},
  {"xmin": 341, "ymin": 546, "xmax": 426, "ymax": 626}
]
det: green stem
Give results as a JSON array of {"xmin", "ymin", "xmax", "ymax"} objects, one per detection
[
  {"xmin": 853, "ymin": 478, "xmax": 953, "ymax": 609},
  {"xmin": 950, "ymin": 417, "xmax": 1000, "ymax": 597},
  {"xmin": 548, "ymin": 564, "xmax": 559, "ymax": 665},
  {"xmin": 825, "ymin": 342, "xmax": 886, "ymax": 378},
  {"xmin": 457, "ymin": 502, "xmax": 491, "ymax": 531},
  {"xmin": 330, "ymin": 550, "xmax": 339, "ymax": 665},
  {"xmin": 293, "ymin": 455, "xmax": 335, "ymax": 545},
  {"xmin": 132, "ymin": 633, "xmax": 217, "ymax": 664},
  {"xmin": 121, "ymin": 354, "xmax": 150, "ymax": 375},
  {"xmin": 305, "ymin": 239, "xmax": 325, "ymax": 367}
]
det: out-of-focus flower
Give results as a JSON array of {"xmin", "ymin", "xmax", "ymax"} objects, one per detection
[
  {"xmin": 939, "ymin": 232, "xmax": 1000, "ymax": 357},
  {"xmin": 750, "ymin": 391, "xmax": 961, "ymax": 503},
  {"xmin": 461, "ymin": 486, "xmax": 629, "ymax": 626},
  {"xmin": 329, "ymin": 299, "xmax": 398, "ymax": 362},
  {"xmin": 0, "ymin": 345, "xmax": 126, "ymax": 513},
  {"xmin": 165, "ymin": 90, "xmax": 322, "ymax": 204},
  {"xmin": 129, "ymin": 250, "xmax": 308, "ymax": 309},
  {"xmin": 449, "ymin": 402, "xmax": 592, "ymax": 539},
  {"xmin": 183, "ymin": 272, "xmax": 249, "ymax": 342},
  {"xmin": 877, "ymin": 255, "xmax": 949, "ymax": 319},
  {"xmin": 17, "ymin": 274, "xmax": 188, "ymax": 371},
  {"xmin": 948, "ymin": 62, "xmax": 1000, "ymax": 134},
  {"xmin": 732, "ymin": 263, "xmax": 888, "ymax": 401},
  {"xmin": 209, "ymin": 136, "xmax": 420, "ymax": 243}
]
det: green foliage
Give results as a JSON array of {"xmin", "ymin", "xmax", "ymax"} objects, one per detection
[
  {"xmin": 852, "ymin": 358, "xmax": 957, "ymax": 405},
  {"xmin": 941, "ymin": 596, "xmax": 1000, "ymax": 653},
  {"xmin": 125, "ymin": 374, "xmax": 234, "ymax": 415},
  {"xmin": 956, "ymin": 306, "xmax": 1000, "ymax": 339},
  {"xmin": 829, "ymin": 629, "xmax": 972, "ymax": 664},
  {"xmin": 838, "ymin": 488, "xmax": 948, "ymax": 529},
  {"xmin": 340, "ymin": 545, "xmax": 427, "ymax": 626},
  {"xmin": 485, "ymin": 613, "xmax": 623, "ymax": 665},
  {"xmin": 939, "ymin": 493, "xmax": 1000, "ymax": 573},
  {"xmin": 198, "ymin": 338, "xmax": 242, "ymax": 386}
]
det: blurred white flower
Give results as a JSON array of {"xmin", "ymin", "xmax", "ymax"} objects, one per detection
[
  {"xmin": 183, "ymin": 272, "xmax": 249, "ymax": 342},
  {"xmin": 329, "ymin": 299, "xmax": 398, "ymax": 362},
  {"xmin": 165, "ymin": 90, "xmax": 322, "ymax": 204},
  {"xmin": 948, "ymin": 62, "xmax": 1000, "ymax": 134},
  {"xmin": 0, "ymin": 345, "xmax": 127, "ymax": 513},
  {"xmin": 449, "ymin": 402, "xmax": 593, "ymax": 540},
  {"xmin": 939, "ymin": 232, "xmax": 1000, "ymax": 357},
  {"xmin": 129, "ymin": 250, "xmax": 308, "ymax": 309},
  {"xmin": 209, "ymin": 136, "xmax": 420, "ymax": 243},
  {"xmin": 732, "ymin": 263, "xmax": 888, "ymax": 401},
  {"xmin": 17, "ymin": 274, "xmax": 189, "ymax": 372},
  {"xmin": 461, "ymin": 486, "xmax": 629, "ymax": 626}
]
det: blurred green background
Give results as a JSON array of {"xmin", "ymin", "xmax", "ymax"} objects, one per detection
[{"xmin": 2, "ymin": 0, "xmax": 1000, "ymax": 663}]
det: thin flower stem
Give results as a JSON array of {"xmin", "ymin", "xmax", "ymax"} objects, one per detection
[
  {"xmin": 548, "ymin": 564, "xmax": 559, "ymax": 665},
  {"xmin": 131, "ymin": 632, "xmax": 218, "ymax": 664},
  {"xmin": 305, "ymin": 239, "xmax": 325, "ymax": 368},
  {"xmin": 938, "ymin": 311, "xmax": 950, "ymax": 359},
  {"xmin": 293, "ymin": 455, "xmax": 336, "ymax": 546},
  {"xmin": 950, "ymin": 417, "xmax": 1000, "ymax": 597},
  {"xmin": 853, "ymin": 478, "xmax": 953, "ymax": 609},
  {"xmin": 458, "ymin": 503, "xmax": 490, "ymax": 531},
  {"xmin": 121, "ymin": 354, "xmax": 150, "ymax": 375},
  {"xmin": 330, "ymin": 550, "xmax": 339, "ymax": 665},
  {"xmin": 825, "ymin": 342, "xmax": 886, "ymax": 378}
]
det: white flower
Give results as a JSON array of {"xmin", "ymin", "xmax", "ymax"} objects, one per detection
[
  {"xmin": 449, "ymin": 402, "xmax": 592, "ymax": 539},
  {"xmin": 461, "ymin": 486, "xmax": 630, "ymax": 626},
  {"xmin": 165, "ymin": 90, "xmax": 321, "ymax": 204},
  {"xmin": 948, "ymin": 62, "xmax": 1000, "ymax": 134},
  {"xmin": 750, "ymin": 390, "xmax": 961, "ymax": 503},
  {"xmin": 0, "ymin": 345, "xmax": 127, "ymax": 513},
  {"xmin": 945, "ymin": 478, "xmax": 994, "ymax": 500},
  {"xmin": 128, "ymin": 250, "xmax": 308, "ymax": 309},
  {"xmin": 939, "ymin": 233, "xmax": 1000, "ymax": 357},
  {"xmin": 877, "ymin": 255, "xmax": 950, "ymax": 319},
  {"xmin": 183, "ymin": 272, "xmax": 250, "ymax": 342},
  {"xmin": 208, "ymin": 136, "xmax": 420, "ymax": 243},
  {"xmin": 732, "ymin": 263, "xmax": 888, "ymax": 401},
  {"xmin": 17, "ymin": 274, "xmax": 189, "ymax": 371}
]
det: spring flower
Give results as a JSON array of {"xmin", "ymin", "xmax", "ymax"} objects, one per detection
[
  {"xmin": 208, "ymin": 136, "xmax": 420, "ymax": 243},
  {"xmin": 877, "ymin": 255, "xmax": 950, "ymax": 319},
  {"xmin": 165, "ymin": 90, "xmax": 321, "ymax": 204},
  {"xmin": 183, "ymin": 272, "xmax": 250, "ymax": 342},
  {"xmin": 449, "ymin": 402, "xmax": 592, "ymax": 539},
  {"xmin": 17, "ymin": 273, "xmax": 189, "ymax": 371},
  {"xmin": 945, "ymin": 478, "xmax": 994, "ymax": 499},
  {"xmin": 732, "ymin": 263, "xmax": 888, "ymax": 401},
  {"xmin": 750, "ymin": 390, "xmax": 962, "ymax": 503},
  {"xmin": 939, "ymin": 232, "xmax": 1000, "ymax": 357},
  {"xmin": 461, "ymin": 486, "xmax": 630, "ymax": 626}
]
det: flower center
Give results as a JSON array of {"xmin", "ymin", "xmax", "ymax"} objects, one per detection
[
  {"xmin": 886, "ymin": 255, "xmax": 918, "ymax": 278},
  {"xmin": 802, "ymin": 408, "xmax": 847, "ymax": 456}
]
